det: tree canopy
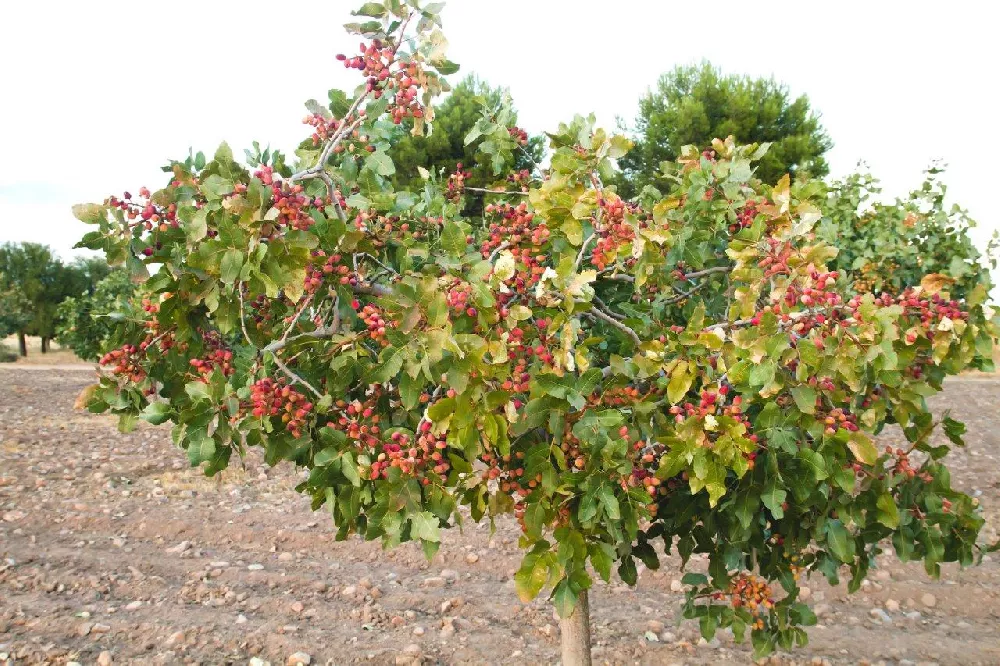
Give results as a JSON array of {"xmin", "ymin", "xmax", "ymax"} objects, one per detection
[
  {"xmin": 618, "ymin": 62, "xmax": 832, "ymax": 198},
  {"xmin": 69, "ymin": 3, "xmax": 997, "ymax": 663}
]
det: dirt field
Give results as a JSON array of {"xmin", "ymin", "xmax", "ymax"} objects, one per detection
[
  {"xmin": 1, "ymin": 367, "xmax": 999, "ymax": 666},
  {"xmin": 1, "ymin": 337, "xmax": 85, "ymax": 368}
]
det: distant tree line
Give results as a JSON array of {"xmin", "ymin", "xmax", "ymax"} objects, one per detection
[{"xmin": 0, "ymin": 242, "xmax": 120, "ymax": 358}]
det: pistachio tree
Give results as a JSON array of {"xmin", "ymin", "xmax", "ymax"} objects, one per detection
[{"xmin": 73, "ymin": 2, "xmax": 997, "ymax": 663}]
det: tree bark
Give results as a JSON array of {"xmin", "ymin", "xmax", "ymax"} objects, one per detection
[
  {"xmin": 41, "ymin": 337, "xmax": 49, "ymax": 353},
  {"xmin": 17, "ymin": 332, "xmax": 27, "ymax": 357},
  {"xmin": 559, "ymin": 590, "xmax": 592, "ymax": 666}
]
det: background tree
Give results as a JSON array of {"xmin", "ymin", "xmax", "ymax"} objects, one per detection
[
  {"xmin": 618, "ymin": 61, "xmax": 832, "ymax": 198},
  {"xmin": 0, "ymin": 278, "xmax": 32, "ymax": 360},
  {"xmin": 56, "ymin": 269, "xmax": 137, "ymax": 362},
  {"xmin": 388, "ymin": 74, "xmax": 543, "ymax": 212},
  {"xmin": 71, "ymin": 4, "xmax": 995, "ymax": 665},
  {"xmin": 815, "ymin": 164, "xmax": 997, "ymax": 302},
  {"xmin": 0, "ymin": 243, "xmax": 106, "ymax": 355}
]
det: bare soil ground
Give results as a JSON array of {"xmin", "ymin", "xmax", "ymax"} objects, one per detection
[
  {"xmin": 1, "ymin": 367, "xmax": 999, "ymax": 666},
  {"xmin": 1, "ymin": 337, "xmax": 86, "ymax": 368}
]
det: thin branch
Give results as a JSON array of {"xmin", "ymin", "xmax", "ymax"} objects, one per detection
[
  {"xmin": 271, "ymin": 354, "xmax": 322, "ymax": 399},
  {"xmin": 487, "ymin": 242, "xmax": 510, "ymax": 262},
  {"xmin": 681, "ymin": 266, "xmax": 730, "ymax": 281},
  {"xmin": 274, "ymin": 293, "xmax": 314, "ymax": 350},
  {"xmin": 464, "ymin": 186, "xmax": 530, "ymax": 197},
  {"xmin": 575, "ymin": 233, "xmax": 597, "ymax": 272},
  {"xmin": 237, "ymin": 283, "xmax": 256, "ymax": 348},
  {"xmin": 353, "ymin": 282, "xmax": 393, "ymax": 298},
  {"xmin": 587, "ymin": 306, "xmax": 642, "ymax": 346},
  {"xmin": 663, "ymin": 283, "xmax": 705, "ymax": 306},
  {"xmin": 598, "ymin": 272, "xmax": 634, "ymax": 283},
  {"xmin": 592, "ymin": 295, "xmax": 624, "ymax": 320},
  {"xmin": 358, "ymin": 252, "xmax": 398, "ymax": 276}
]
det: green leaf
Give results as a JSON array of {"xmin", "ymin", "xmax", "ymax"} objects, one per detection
[
  {"xmin": 185, "ymin": 208, "xmax": 209, "ymax": 244},
  {"xmin": 667, "ymin": 362, "xmax": 693, "ymax": 404},
  {"xmin": 789, "ymin": 386, "xmax": 817, "ymax": 414},
  {"xmin": 515, "ymin": 552, "xmax": 551, "ymax": 602},
  {"xmin": 201, "ymin": 174, "xmax": 233, "ymax": 201},
  {"xmin": 749, "ymin": 360, "xmax": 776, "ymax": 387},
  {"xmin": 761, "ymin": 480, "xmax": 787, "ymax": 520},
  {"xmin": 942, "ymin": 416, "xmax": 966, "ymax": 446},
  {"xmin": 846, "ymin": 431, "xmax": 877, "ymax": 465},
  {"xmin": 825, "ymin": 520, "xmax": 855, "ymax": 563},
  {"xmin": 184, "ymin": 381, "xmax": 212, "ymax": 404},
  {"xmin": 440, "ymin": 220, "xmax": 467, "ymax": 257},
  {"xmin": 681, "ymin": 572, "xmax": 709, "ymax": 586},
  {"xmin": 367, "ymin": 346, "xmax": 405, "ymax": 384},
  {"xmin": 875, "ymin": 493, "xmax": 900, "ymax": 529},
  {"xmin": 365, "ymin": 150, "xmax": 396, "ymax": 176},
  {"xmin": 551, "ymin": 579, "xmax": 578, "ymax": 618},
  {"xmin": 328, "ymin": 89, "xmax": 351, "ymax": 118},
  {"xmin": 72, "ymin": 203, "xmax": 105, "ymax": 224},
  {"xmin": 187, "ymin": 433, "xmax": 216, "ymax": 466},
  {"xmin": 220, "ymin": 249, "xmax": 243, "ymax": 285},
  {"xmin": 140, "ymin": 401, "xmax": 171, "ymax": 425},
  {"xmin": 410, "ymin": 511, "xmax": 441, "ymax": 542},
  {"xmin": 354, "ymin": 2, "xmax": 386, "ymax": 17}
]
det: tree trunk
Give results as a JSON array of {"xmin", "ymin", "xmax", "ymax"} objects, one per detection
[
  {"xmin": 17, "ymin": 332, "xmax": 27, "ymax": 357},
  {"xmin": 559, "ymin": 590, "xmax": 592, "ymax": 666},
  {"xmin": 41, "ymin": 337, "xmax": 49, "ymax": 353}
]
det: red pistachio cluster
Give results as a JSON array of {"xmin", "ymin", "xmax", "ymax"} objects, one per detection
[
  {"xmin": 480, "ymin": 202, "xmax": 548, "ymax": 258},
  {"xmin": 100, "ymin": 344, "xmax": 146, "ymax": 383},
  {"xmin": 253, "ymin": 166, "xmax": 320, "ymax": 234},
  {"xmin": 357, "ymin": 302, "xmax": 390, "ymax": 344},
  {"xmin": 304, "ymin": 250, "xmax": 356, "ymax": 293},
  {"xmin": 249, "ymin": 378, "xmax": 313, "ymax": 438},
  {"xmin": 590, "ymin": 195, "xmax": 636, "ymax": 271},
  {"xmin": 716, "ymin": 573, "xmax": 773, "ymax": 628},
  {"xmin": 371, "ymin": 429, "xmax": 450, "ymax": 482},
  {"xmin": 729, "ymin": 198, "xmax": 760, "ymax": 234},
  {"xmin": 446, "ymin": 163, "xmax": 471, "ymax": 202}
]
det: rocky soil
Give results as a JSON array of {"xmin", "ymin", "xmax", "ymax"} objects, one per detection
[{"xmin": 1, "ymin": 367, "xmax": 999, "ymax": 666}]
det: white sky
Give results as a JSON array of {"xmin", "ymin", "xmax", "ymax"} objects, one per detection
[{"xmin": 1, "ymin": 1, "xmax": 998, "ymax": 274}]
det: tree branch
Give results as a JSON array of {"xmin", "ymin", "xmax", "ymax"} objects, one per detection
[
  {"xmin": 465, "ymin": 187, "xmax": 530, "ymax": 197},
  {"xmin": 588, "ymin": 305, "xmax": 641, "ymax": 345},
  {"xmin": 681, "ymin": 266, "xmax": 730, "ymax": 280},
  {"xmin": 270, "ymin": 354, "xmax": 322, "ymax": 399},
  {"xmin": 575, "ymin": 234, "xmax": 597, "ymax": 272},
  {"xmin": 488, "ymin": 242, "xmax": 510, "ymax": 262},
  {"xmin": 352, "ymin": 281, "xmax": 393, "ymax": 298},
  {"xmin": 237, "ymin": 283, "xmax": 256, "ymax": 349}
]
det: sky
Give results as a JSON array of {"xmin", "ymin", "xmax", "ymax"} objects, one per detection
[{"xmin": 1, "ymin": 1, "xmax": 998, "ymax": 271}]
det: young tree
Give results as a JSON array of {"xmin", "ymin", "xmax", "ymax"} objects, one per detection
[
  {"xmin": 73, "ymin": 4, "xmax": 996, "ymax": 664},
  {"xmin": 56, "ymin": 269, "xmax": 138, "ymax": 362},
  {"xmin": 618, "ymin": 61, "xmax": 832, "ymax": 199},
  {"xmin": 816, "ymin": 164, "xmax": 998, "ymax": 302}
]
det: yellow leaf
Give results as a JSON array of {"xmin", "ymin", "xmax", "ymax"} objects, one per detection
[
  {"xmin": 920, "ymin": 273, "xmax": 955, "ymax": 296},
  {"xmin": 773, "ymin": 174, "xmax": 791, "ymax": 214},
  {"xmin": 74, "ymin": 383, "xmax": 100, "ymax": 410}
]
